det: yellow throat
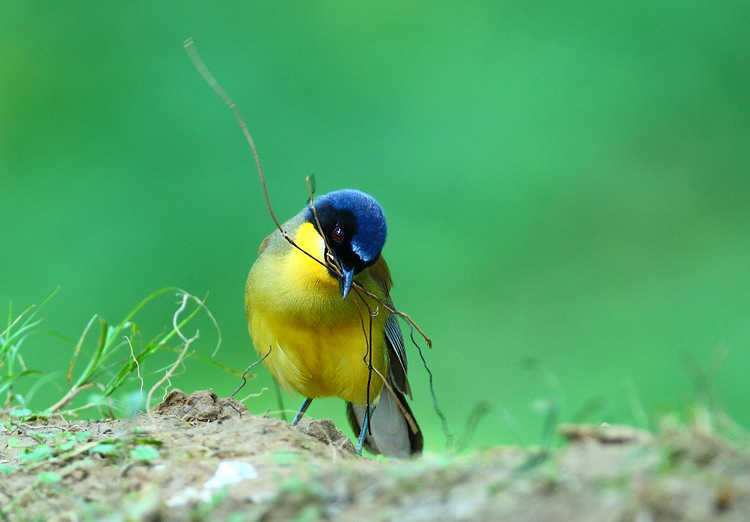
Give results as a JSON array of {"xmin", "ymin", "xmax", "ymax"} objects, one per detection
[{"xmin": 246, "ymin": 221, "xmax": 389, "ymax": 404}]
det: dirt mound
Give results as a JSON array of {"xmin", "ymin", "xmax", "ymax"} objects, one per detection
[
  {"xmin": 153, "ymin": 389, "xmax": 248, "ymax": 422},
  {"xmin": 1, "ymin": 390, "xmax": 749, "ymax": 521}
]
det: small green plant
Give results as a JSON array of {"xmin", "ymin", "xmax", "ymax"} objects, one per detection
[
  {"xmin": 6, "ymin": 427, "xmax": 162, "ymax": 471},
  {"xmin": 0, "ymin": 426, "xmax": 163, "ymax": 516},
  {"xmin": 0, "ymin": 289, "xmax": 56, "ymax": 410},
  {"xmin": 0, "ymin": 288, "xmax": 248, "ymax": 516},
  {"xmin": 130, "ymin": 445, "xmax": 160, "ymax": 461},
  {"xmin": 0, "ymin": 287, "xmax": 236, "ymax": 419}
]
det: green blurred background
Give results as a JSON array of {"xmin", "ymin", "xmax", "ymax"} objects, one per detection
[{"xmin": 2, "ymin": 2, "xmax": 749, "ymax": 451}]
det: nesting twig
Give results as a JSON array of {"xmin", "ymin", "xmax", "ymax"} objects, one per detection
[
  {"xmin": 350, "ymin": 288, "xmax": 376, "ymax": 436},
  {"xmin": 410, "ymin": 325, "xmax": 453, "ymax": 449},
  {"xmin": 184, "ymin": 37, "xmax": 431, "ymax": 350},
  {"xmin": 230, "ymin": 346, "xmax": 272, "ymax": 400},
  {"xmin": 305, "ymin": 175, "xmax": 345, "ymax": 278},
  {"xmin": 184, "ymin": 38, "xmax": 329, "ymax": 272},
  {"xmin": 185, "ymin": 39, "xmax": 441, "ymax": 445}
]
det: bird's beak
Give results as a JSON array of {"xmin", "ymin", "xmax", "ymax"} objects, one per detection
[{"xmin": 339, "ymin": 266, "xmax": 355, "ymax": 299}]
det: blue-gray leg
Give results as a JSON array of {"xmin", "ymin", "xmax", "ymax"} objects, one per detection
[
  {"xmin": 291, "ymin": 398, "xmax": 312, "ymax": 426},
  {"xmin": 356, "ymin": 406, "xmax": 374, "ymax": 455}
]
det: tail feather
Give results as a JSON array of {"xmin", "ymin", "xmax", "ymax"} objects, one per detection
[{"xmin": 346, "ymin": 382, "xmax": 422, "ymax": 458}]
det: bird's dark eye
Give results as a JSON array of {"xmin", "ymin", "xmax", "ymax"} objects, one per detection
[{"xmin": 332, "ymin": 226, "xmax": 344, "ymax": 243}]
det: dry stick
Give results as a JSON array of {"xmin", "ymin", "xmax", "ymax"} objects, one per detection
[
  {"xmin": 48, "ymin": 382, "xmax": 96, "ymax": 413},
  {"xmin": 372, "ymin": 301, "xmax": 432, "ymax": 349},
  {"xmin": 184, "ymin": 38, "xmax": 431, "ymax": 350},
  {"xmin": 230, "ymin": 346, "xmax": 272, "ymax": 400},
  {"xmin": 305, "ymin": 175, "xmax": 344, "ymax": 278},
  {"xmin": 409, "ymin": 325, "xmax": 453, "ymax": 449},
  {"xmin": 351, "ymin": 288, "xmax": 418, "ymax": 436},
  {"xmin": 350, "ymin": 290, "xmax": 417, "ymax": 436},
  {"xmin": 186, "ymin": 39, "xmax": 433, "ymax": 442},
  {"xmin": 227, "ymin": 347, "xmax": 272, "ymax": 418},
  {"xmin": 350, "ymin": 288, "xmax": 375, "ymax": 437},
  {"xmin": 184, "ymin": 38, "xmax": 321, "ymax": 271},
  {"xmin": 184, "ymin": 38, "xmax": 281, "ymax": 234},
  {"xmin": 345, "ymin": 252, "xmax": 422, "ymax": 435},
  {"xmin": 146, "ymin": 293, "xmax": 198, "ymax": 413},
  {"xmin": 364, "ymin": 300, "xmax": 375, "ymax": 436}
]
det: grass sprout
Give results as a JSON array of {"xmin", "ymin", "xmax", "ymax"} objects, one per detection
[{"xmin": 0, "ymin": 287, "xmax": 230, "ymax": 419}]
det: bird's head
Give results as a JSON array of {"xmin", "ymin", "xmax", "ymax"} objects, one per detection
[{"xmin": 304, "ymin": 189, "xmax": 387, "ymax": 299}]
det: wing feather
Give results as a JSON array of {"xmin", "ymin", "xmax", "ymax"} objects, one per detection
[
  {"xmin": 368, "ymin": 255, "xmax": 411, "ymax": 399},
  {"xmin": 385, "ymin": 315, "xmax": 411, "ymax": 398},
  {"xmin": 368, "ymin": 255, "xmax": 393, "ymax": 295}
]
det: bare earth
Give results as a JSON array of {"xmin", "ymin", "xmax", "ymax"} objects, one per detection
[{"xmin": 1, "ymin": 389, "xmax": 748, "ymax": 521}]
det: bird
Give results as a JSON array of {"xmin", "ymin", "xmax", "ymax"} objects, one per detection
[{"xmin": 245, "ymin": 188, "xmax": 422, "ymax": 458}]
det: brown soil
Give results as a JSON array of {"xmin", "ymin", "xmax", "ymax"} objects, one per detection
[{"xmin": 1, "ymin": 390, "xmax": 748, "ymax": 521}]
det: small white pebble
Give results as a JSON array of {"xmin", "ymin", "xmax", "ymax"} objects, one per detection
[{"xmin": 204, "ymin": 460, "xmax": 259, "ymax": 489}]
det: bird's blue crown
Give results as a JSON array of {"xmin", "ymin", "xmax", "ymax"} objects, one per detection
[{"xmin": 306, "ymin": 189, "xmax": 387, "ymax": 264}]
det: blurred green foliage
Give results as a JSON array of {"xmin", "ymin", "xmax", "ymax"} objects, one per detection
[{"xmin": 1, "ymin": 2, "xmax": 749, "ymax": 451}]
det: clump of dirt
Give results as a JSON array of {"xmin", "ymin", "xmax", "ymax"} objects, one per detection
[
  {"xmin": 153, "ymin": 389, "xmax": 248, "ymax": 422},
  {"xmin": 1, "ymin": 390, "xmax": 749, "ymax": 521}
]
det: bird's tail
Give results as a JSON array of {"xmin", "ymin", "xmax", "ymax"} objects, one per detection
[{"xmin": 346, "ymin": 380, "xmax": 423, "ymax": 458}]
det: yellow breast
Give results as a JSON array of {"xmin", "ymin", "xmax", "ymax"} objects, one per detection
[{"xmin": 246, "ymin": 221, "xmax": 389, "ymax": 404}]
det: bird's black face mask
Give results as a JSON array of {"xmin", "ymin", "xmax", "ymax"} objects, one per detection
[{"xmin": 310, "ymin": 205, "xmax": 380, "ymax": 299}]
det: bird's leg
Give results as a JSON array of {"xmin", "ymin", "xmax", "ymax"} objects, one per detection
[
  {"xmin": 291, "ymin": 398, "xmax": 313, "ymax": 426},
  {"xmin": 356, "ymin": 406, "xmax": 375, "ymax": 455}
]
